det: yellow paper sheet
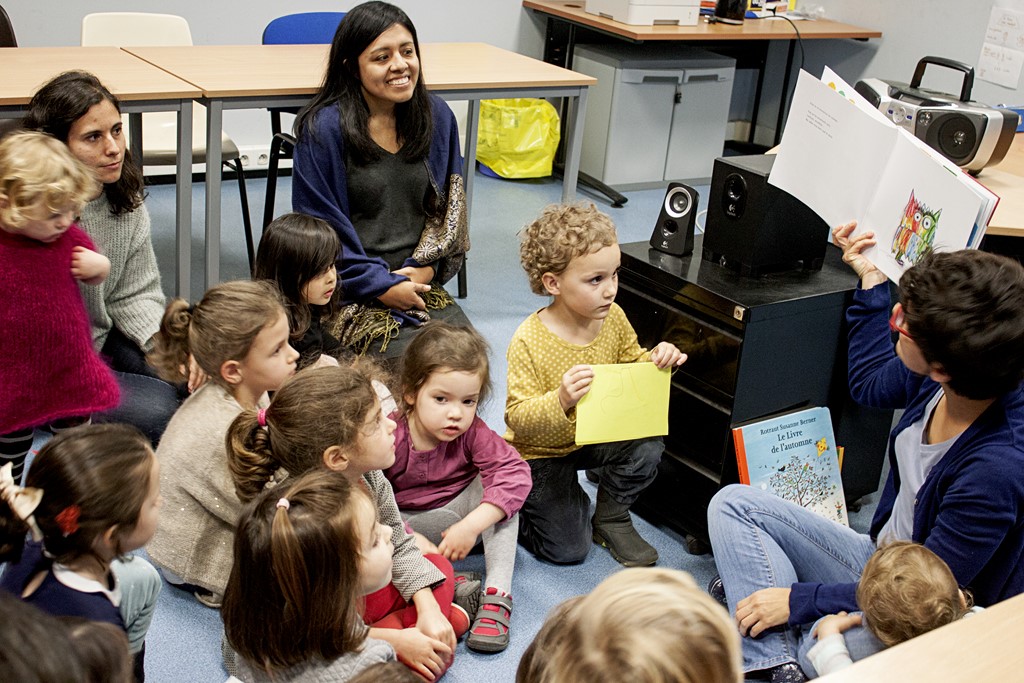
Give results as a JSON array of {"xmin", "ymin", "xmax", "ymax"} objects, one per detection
[{"xmin": 575, "ymin": 362, "xmax": 670, "ymax": 446}]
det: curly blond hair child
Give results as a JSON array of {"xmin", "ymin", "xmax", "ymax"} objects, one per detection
[
  {"xmin": 0, "ymin": 131, "xmax": 116, "ymax": 484},
  {"xmin": 805, "ymin": 541, "xmax": 973, "ymax": 676},
  {"xmin": 506, "ymin": 202, "xmax": 686, "ymax": 567}
]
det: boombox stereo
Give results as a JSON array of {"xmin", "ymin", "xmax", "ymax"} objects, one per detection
[{"xmin": 855, "ymin": 56, "xmax": 1018, "ymax": 174}]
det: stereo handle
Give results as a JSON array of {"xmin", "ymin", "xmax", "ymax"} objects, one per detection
[{"xmin": 910, "ymin": 56, "xmax": 974, "ymax": 102}]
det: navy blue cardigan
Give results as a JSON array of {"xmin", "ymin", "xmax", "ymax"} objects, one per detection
[
  {"xmin": 292, "ymin": 95, "xmax": 463, "ymax": 308},
  {"xmin": 789, "ymin": 283, "xmax": 1024, "ymax": 625}
]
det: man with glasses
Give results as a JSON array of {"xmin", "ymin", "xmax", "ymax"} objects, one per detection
[{"xmin": 703, "ymin": 220, "xmax": 1024, "ymax": 683}]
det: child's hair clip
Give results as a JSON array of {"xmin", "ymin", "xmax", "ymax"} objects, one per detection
[
  {"xmin": 55, "ymin": 504, "xmax": 81, "ymax": 537},
  {"xmin": 0, "ymin": 463, "xmax": 45, "ymax": 540}
]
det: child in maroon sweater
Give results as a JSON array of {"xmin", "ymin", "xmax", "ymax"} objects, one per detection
[{"xmin": 0, "ymin": 131, "xmax": 118, "ymax": 483}]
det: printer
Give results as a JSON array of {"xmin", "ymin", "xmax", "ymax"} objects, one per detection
[{"xmin": 585, "ymin": 0, "xmax": 700, "ymax": 26}]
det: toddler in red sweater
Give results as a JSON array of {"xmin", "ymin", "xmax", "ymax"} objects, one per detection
[{"xmin": 0, "ymin": 131, "xmax": 118, "ymax": 482}]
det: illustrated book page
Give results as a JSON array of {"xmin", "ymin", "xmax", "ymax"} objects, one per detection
[{"xmin": 733, "ymin": 406, "xmax": 848, "ymax": 526}]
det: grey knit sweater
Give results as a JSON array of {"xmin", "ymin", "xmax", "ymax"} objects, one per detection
[
  {"xmin": 236, "ymin": 638, "xmax": 394, "ymax": 683},
  {"xmin": 78, "ymin": 194, "xmax": 165, "ymax": 352},
  {"xmin": 148, "ymin": 383, "xmax": 267, "ymax": 594}
]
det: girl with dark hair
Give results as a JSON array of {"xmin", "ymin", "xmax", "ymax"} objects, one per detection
[
  {"xmin": 292, "ymin": 1, "xmax": 470, "ymax": 361},
  {"xmin": 24, "ymin": 70, "xmax": 179, "ymax": 445},
  {"xmin": 223, "ymin": 470, "xmax": 397, "ymax": 682},
  {"xmin": 0, "ymin": 423, "xmax": 163, "ymax": 680},
  {"xmin": 254, "ymin": 212, "xmax": 350, "ymax": 370}
]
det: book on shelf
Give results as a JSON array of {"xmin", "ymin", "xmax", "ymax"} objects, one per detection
[
  {"xmin": 768, "ymin": 67, "xmax": 999, "ymax": 284},
  {"xmin": 733, "ymin": 406, "xmax": 848, "ymax": 525}
]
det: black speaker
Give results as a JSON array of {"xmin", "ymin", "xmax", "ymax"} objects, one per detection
[
  {"xmin": 714, "ymin": 0, "xmax": 745, "ymax": 24},
  {"xmin": 702, "ymin": 154, "xmax": 829, "ymax": 276},
  {"xmin": 650, "ymin": 183, "xmax": 698, "ymax": 257}
]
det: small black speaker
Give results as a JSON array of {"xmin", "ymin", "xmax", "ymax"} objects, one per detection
[
  {"xmin": 714, "ymin": 0, "xmax": 745, "ymax": 24},
  {"xmin": 650, "ymin": 183, "xmax": 698, "ymax": 257},
  {"xmin": 702, "ymin": 154, "xmax": 829, "ymax": 276}
]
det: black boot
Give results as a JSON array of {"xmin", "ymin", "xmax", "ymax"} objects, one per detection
[
  {"xmin": 591, "ymin": 487, "xmax": 658, "ymax": 566},
  {"xmin": 132, "ymin": 642, "xmax": 146, "ymax": 683}
]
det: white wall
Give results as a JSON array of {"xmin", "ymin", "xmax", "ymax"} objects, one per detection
[
  {"xmin": 3, "ymin": 0, "xmax": 547, "ymax": 148},
  {"xmin": 4, "ymin": 0, "xmax": 1021, "ymax": 148},
  {"xmin": 802, "ymin": 1, "xmax": 1024, "ymax": 109}
]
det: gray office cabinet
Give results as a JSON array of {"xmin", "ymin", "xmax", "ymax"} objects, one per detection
[{"xmin": 574, "ymin": 44, "xmax": 735, "ymax": 188}]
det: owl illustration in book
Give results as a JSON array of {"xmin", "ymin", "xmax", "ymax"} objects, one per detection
[{"xmin": 892, "ymin": 191, "xmax": 940, "ymax": 266}]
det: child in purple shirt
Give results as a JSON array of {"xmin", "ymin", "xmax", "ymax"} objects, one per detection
[{"xmin": 385, "ymin": 322, "xmax": 532, "ymax": 655}]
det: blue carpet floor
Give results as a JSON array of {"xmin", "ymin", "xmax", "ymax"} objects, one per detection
[{"xmin": 121, "ymin": 168, "xmax": 878, "ymax": 682}]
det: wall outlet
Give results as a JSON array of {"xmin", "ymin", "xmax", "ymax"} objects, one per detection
[{"xmin": 236, "ymin": 145, "xmax": 281, "ymax": 171}]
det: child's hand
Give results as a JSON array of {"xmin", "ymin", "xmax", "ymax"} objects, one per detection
[
  {"xmin": 314, "ymin": 354, "xmax": 340, "ymax": 368},
  {"xmin": 558, "ymin": 364, "xmax": 594, "ymax": 412},
  {"xmin": 650, "ymin": 342, "xmax": 687, "ymax": 369},
  {"xmin": 385, "ymin": 628, "xmax": 451, "ymax": 682},
  {"xmin": 813, "ymin": 611, "xmax": 862, "ymax": 639},
  {"xmin": 416, "ymin": 605, "xmax": 456, "ymax": 653},
  {"xmin": 832, "ymin": 221, "xmax": 887, "ymax": 289},
  {"xmin": 186, "ymin": 354, "xmax": 209, "ymax": 393},
  {"xmin": 70, "ymin": 246, "xmax": 111, "ymax": 285},
  {"xmin": 412, "ymin": 531, "xmax": 439, "ymax": 556},
  {"xmin": 438, "ymin": 520, "xmax": 479, "ymax": 561}
]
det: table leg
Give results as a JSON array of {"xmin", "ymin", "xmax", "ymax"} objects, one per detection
[
  {"xmin": 775, "ymin": 39, "xmax": 797, "ymax": 146},
  {"xmin": 176, "ymin": 100, "xmax": 194, "ymax": 300},
  {"xmin": 561, "ymin": 86, "xmax": 587, "ymax": 203},
  {"xmin": 128, "ymin": 113, "xmax": 143, "ymax": 170},
  {"xmin": 456, "ymin": 99, "xmax": 480, "ymax": 299},
  {"xmin": 204, "ymin": 100, "xmax": 223, "ymax": 291}
]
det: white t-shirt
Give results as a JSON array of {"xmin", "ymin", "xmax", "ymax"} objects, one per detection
[{"xmin": 878, "ymin": 390, "xmax": 956, "ymax": 542}]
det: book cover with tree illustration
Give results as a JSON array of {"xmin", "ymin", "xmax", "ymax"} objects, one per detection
[{"xmin": 733, "ymin": 406, "xmax": 848, "ymax": 525}]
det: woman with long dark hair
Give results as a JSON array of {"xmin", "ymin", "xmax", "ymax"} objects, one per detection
[
  {"xmin": 25, "ymin": 71, "xmax": 180, "ymax": 444},
  {"xmin": 293, "ymin": 1, "xmax": 470, "ymax": 361}
]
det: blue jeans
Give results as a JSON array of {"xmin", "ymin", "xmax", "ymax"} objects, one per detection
[
  {"xmin": 112, "ymin": 555, "xmax": 162, "ymax": 654},
  {"xmin": 797, "ymin": 614, "xmax": 885, "ymax": 677},
  {"xmin": 707, "ymin": 484, "xmax": 876, "ymax": 673},
  {"xmin": 94, "ymin": 328, "xmax": 181, "ymax": 445},
  {"xmin": 518, "ymin": 437, "xmax": 662, "ymax": 564}
]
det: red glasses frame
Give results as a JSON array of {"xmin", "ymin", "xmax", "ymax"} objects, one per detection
[{"xmin": 889, "ymin": 302, "xmax": 912, "ymax": 339}]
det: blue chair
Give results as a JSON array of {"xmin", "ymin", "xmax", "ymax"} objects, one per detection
[{"xmin": 261, "ymin": 11, "xmax": 346, "ymax": 228}]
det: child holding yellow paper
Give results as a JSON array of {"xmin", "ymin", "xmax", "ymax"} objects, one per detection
[{"xmin": 505, "ymin": 202, "xmax": 686, "ymax": 567}]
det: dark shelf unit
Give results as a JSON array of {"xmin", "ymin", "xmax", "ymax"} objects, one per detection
[{"xmin": 617, "ymin": 238, "xmax": 891, "ymax": 543}]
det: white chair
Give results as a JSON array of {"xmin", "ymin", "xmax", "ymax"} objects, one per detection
[{"xmin": 81, "ymin": 12, "xmax": 255, "ymax": 270}]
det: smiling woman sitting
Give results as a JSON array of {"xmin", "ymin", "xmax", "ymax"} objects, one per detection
[{"xmin": 292, "ymin": 1, "xmax": 471, "ymax": 362}]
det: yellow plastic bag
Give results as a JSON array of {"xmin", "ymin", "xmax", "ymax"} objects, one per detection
[{"xmin": 475, "ymin": 98, "xmax": 561, "ymax": 179}]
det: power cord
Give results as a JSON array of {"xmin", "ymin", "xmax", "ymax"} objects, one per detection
[{"xmin": 763, "ymin": 8, "xmax": 805, "ymax": 75}]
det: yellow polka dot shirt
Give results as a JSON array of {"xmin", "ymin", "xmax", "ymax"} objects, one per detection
[{"xmin": 504, "ymin": 303, "xmax": 649, "ymax": 460}]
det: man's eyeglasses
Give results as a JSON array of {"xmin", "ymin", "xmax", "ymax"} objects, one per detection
[{"xmin": 889, "ymin": 302, "xmax": 912, "ymax": 339}]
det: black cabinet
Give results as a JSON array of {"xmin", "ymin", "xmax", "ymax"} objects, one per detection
[{"xmin": 617, "ymin": 238, "xmax": 891, "ymax": 543}]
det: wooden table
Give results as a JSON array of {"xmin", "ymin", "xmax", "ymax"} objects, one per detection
[
  {"xmin": 818, "ymin": 593, "xmax": 1024, "ymax": 682},
  {"xmin": 0, "ymin": 46, "xmax": 200, "ymax": 297},
  {"xmin": 524, "ymin": 0, "xmax": 881, "ymax": 149},
  {"xmin": 979, "ymin": 133, "xmax": 1024, "ymax": 238},
  {"xmin": 124, "ymin": 43, "xmax": 596, "ymax": 291}
]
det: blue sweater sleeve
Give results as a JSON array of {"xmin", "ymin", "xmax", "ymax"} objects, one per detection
[
  {"xmin": 292, "ymin": 108, "xmax": 405, "ymax": 302},
  {"xmin": 846, "ymin": 283, "xmax": 926, "ymax": 409},
  {"xmin": 789, "ymin": 582, "xmax": 859, "ymax": 625}
]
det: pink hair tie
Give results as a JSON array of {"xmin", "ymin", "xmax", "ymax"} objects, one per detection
[
  {"xmin": 276, "ymin": 498, "xmax": 290, "ymax": 511},
  {"xmin": 257, "ymin": 408, "xmax": 267, "ymax": 427}
]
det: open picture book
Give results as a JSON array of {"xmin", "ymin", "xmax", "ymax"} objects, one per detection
[
  {"xmin": 733, "ymin": 406, "xmax": 848, "ymax": 526},
  {"xmin": 768, "ymin": 68, "xmax": 999, "ymax": 283}
]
